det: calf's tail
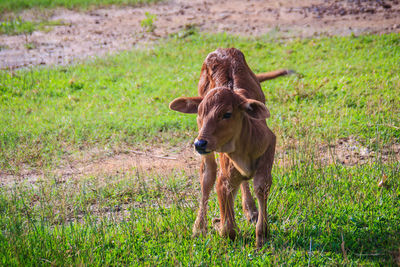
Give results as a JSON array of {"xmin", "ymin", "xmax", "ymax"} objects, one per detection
[{"xmin": 256, "ymin": 69, "xmax": 295, "ymax": 83}]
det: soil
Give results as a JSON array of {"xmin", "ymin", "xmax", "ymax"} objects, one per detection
[
  {"xmin": 1, "ymin": 0, "xmax": 400, "ymax": 69},
  {"xmin": 0, "ymin": 145, "xmax": 198, "ymax": 187}
]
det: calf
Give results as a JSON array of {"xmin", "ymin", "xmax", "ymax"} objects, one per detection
[{"xmin": 169, "ymin": 48, "xmax": 290, "ymax": 248}]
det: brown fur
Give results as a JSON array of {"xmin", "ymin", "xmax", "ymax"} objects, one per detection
[{"xmin": 169, "ymin": 48, "xmax": 290, "ymax": 248}]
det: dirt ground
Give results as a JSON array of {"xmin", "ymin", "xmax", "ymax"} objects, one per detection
[{"xmin": 1, "ymin": 0, "xmax": 400, "ymax": 69}]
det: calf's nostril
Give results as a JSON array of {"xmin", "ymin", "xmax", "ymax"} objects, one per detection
[{"xmin": 194, "ymin": 139, "xmax": 208, "ymax": 150}]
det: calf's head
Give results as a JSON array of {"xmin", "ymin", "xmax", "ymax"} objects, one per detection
[{"xmin": 169, "ymin": 87, "xmax": 270, "ymax": 154}]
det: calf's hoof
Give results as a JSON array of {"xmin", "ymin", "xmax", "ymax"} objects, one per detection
[
  {"xmin": 192, "ymin": 227, "xmax": 207, "ymax": 237},
  {"xmin": 245, "ymin": 211, "xmax": 258, "ymax": 224},
  {"xmin": 256, "ymin": 237, "xmax": 267, "ymax": 250},
  {"xmin": 212, "ymin": 218, "xmax": 237, "ymax": 240},
  {"xmin": 212, "ymin": 217, "xmax": 221, "ymax": 232},
  {"xmin": 256, "ymin": 226, "xmax": 269, "ymax": 249},
  {"xmin": 192, "ymin": 219, "xmax": 207, "ymax": 237}
]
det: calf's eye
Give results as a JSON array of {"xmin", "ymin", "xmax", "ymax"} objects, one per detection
[{"xmin": 222, "ymin": 112, "xmax": 232, "ymax": 119}]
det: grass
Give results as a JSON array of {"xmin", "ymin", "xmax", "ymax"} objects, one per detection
[
  {"xmin": 0, "ymin": 31, "xmax": 399, "ymax": 264},
  {"xmin": 141, "ymin": 11, "xmax": 157, "ymax": 32},
  {"xmin": 0, "ymin": 16, "xmax": 65, "ymax": 36},
  {"xmin": 1, "ymin": 164, "xmax": 399, "ymax": 265},
  {"xmin": 0, "ymin": 0, "xmax": 162, "ymax": 13}
]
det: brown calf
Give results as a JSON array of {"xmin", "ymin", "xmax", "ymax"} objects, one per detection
[{"xmin": 169, "ymin": 48, "xmax": 291, "ymax": 248}]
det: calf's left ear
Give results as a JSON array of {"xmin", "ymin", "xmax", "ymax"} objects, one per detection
[
  {"xmin": 169, "ymin": 96, "xmax": 203, "ymax": 114},
  {"xmin": 240, "ymin": 99, "xmax": 270, "ymax": 120}
]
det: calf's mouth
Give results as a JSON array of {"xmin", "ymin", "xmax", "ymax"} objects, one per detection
[{"xmin": 194, "ymin": 139, "xmax": 212, "ymax": 154}]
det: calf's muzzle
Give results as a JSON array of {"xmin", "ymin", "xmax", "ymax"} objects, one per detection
[{"xmin": 194, "ymin": 139, "xmax": 209, "ymax": 154}]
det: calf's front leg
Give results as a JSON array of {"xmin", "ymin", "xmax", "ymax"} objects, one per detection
[
  {"xmin": 240, "ymin": 181, "xmax": 258, "ymax": 223},
  {"xmin": 216, "ymin": 174, "xmax": 241, "ymax": 240},
  {"xmin": 193, "ymin": 152, "xmax": 217, "ymax": 236},
  {"xmin": 215, "ymin": 158, "xmax": 243, "ymax": 240}
]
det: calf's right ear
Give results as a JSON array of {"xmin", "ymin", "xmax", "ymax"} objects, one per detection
[{"xmin": 169, "ymin": 97, "xmax": 203, "ymax": 114}]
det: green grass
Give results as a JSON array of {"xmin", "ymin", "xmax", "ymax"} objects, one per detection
[
  {"xmin": 0, "ymin": 0, "xmax": 162, "ymax": 13},
  {"xmin": 0, "ymin": 32, "xmax": 399, "ymax": 265},
  {"xmin": 1, "ymin": 164, "xmax": 399, "ymax": 265},
  {"xmin": 0, "ymin": 16, "xmax": 64, "ymax": 35}
]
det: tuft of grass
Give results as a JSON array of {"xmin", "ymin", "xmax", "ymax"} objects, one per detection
[
  {"xmin": 0, "ymin": 17, "xmax": 35, "ymax": 35},
  {"xmin": 0, "ymin": 16, "xmax": 65, "ymax": 36},
  {"xmin": 23, "ymin": 42, "xmax": 36, "ymax": 50},
  {"xmin": 140, "ymin": 12, "xmax": 157, "ymax": 33}
]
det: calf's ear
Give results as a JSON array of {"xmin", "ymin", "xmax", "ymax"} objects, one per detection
[
  {"xmin": 240, "ymin": 99, "xmax": 270, "ymax": 120},
  {"xmin": 169, "ymin": 97, "xmax": 203, "ymax": 114}
]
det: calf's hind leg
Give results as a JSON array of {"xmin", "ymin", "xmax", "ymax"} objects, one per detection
[
  {"xmin": 254, "ymin": 144, "xmax": 275, "ymax": 249},
  {"xmin": 193, "ymin": 152, "xmax": 217, "ymax": 236},
  {"xmin": 254, "ymin": 175, "xmax": 272, "ymax": 249}
]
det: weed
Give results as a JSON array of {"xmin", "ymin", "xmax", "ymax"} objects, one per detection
[
  {"xmin": 140, "ymin": 12, "xmax": 157, "ymax": 33},
  {"xmin": 171, "ymin": 23, "xmax": 199, "ymax": 39},
  {"xmin": 0, "ymin": 16, "xmax": 65, "ymax": 36},
  {"xmin": 0, "ymin": 17, "xmax": 34, "ymax": 35},
  {"xmin": 0, "ymin": 44, "xmax": 9, "ymax": 51},
  {"xmin": 24, "ymin": 42, "xmax": 36, "ymax": 50}
]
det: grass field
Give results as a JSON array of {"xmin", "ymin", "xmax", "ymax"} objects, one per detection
[
  {"xmin": 0, "ymin": 0, "xmax": 161, "ymax": 13},
  {"xmin": 1, "ymin": 31, "xmax": 400, "ymax": 265}
]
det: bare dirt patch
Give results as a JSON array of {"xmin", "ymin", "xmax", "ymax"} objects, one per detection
[
  {"xmin": 1, "ymin": 0, "xmax": 400, "ymax": 69},
  {"xmin": 321, "ymin": 137, "xmax": 400, "ymax": 166},
  {"xmin": 0, "ymin": 144, "xmax": 198, "ymax": 187},
  {"xmin": 57, "ymin": 145, "xmax": 197, "ymax": 178},
  {"xmin": 275, "ymin": 136, "xmax": 400, "ymax": 167}
]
